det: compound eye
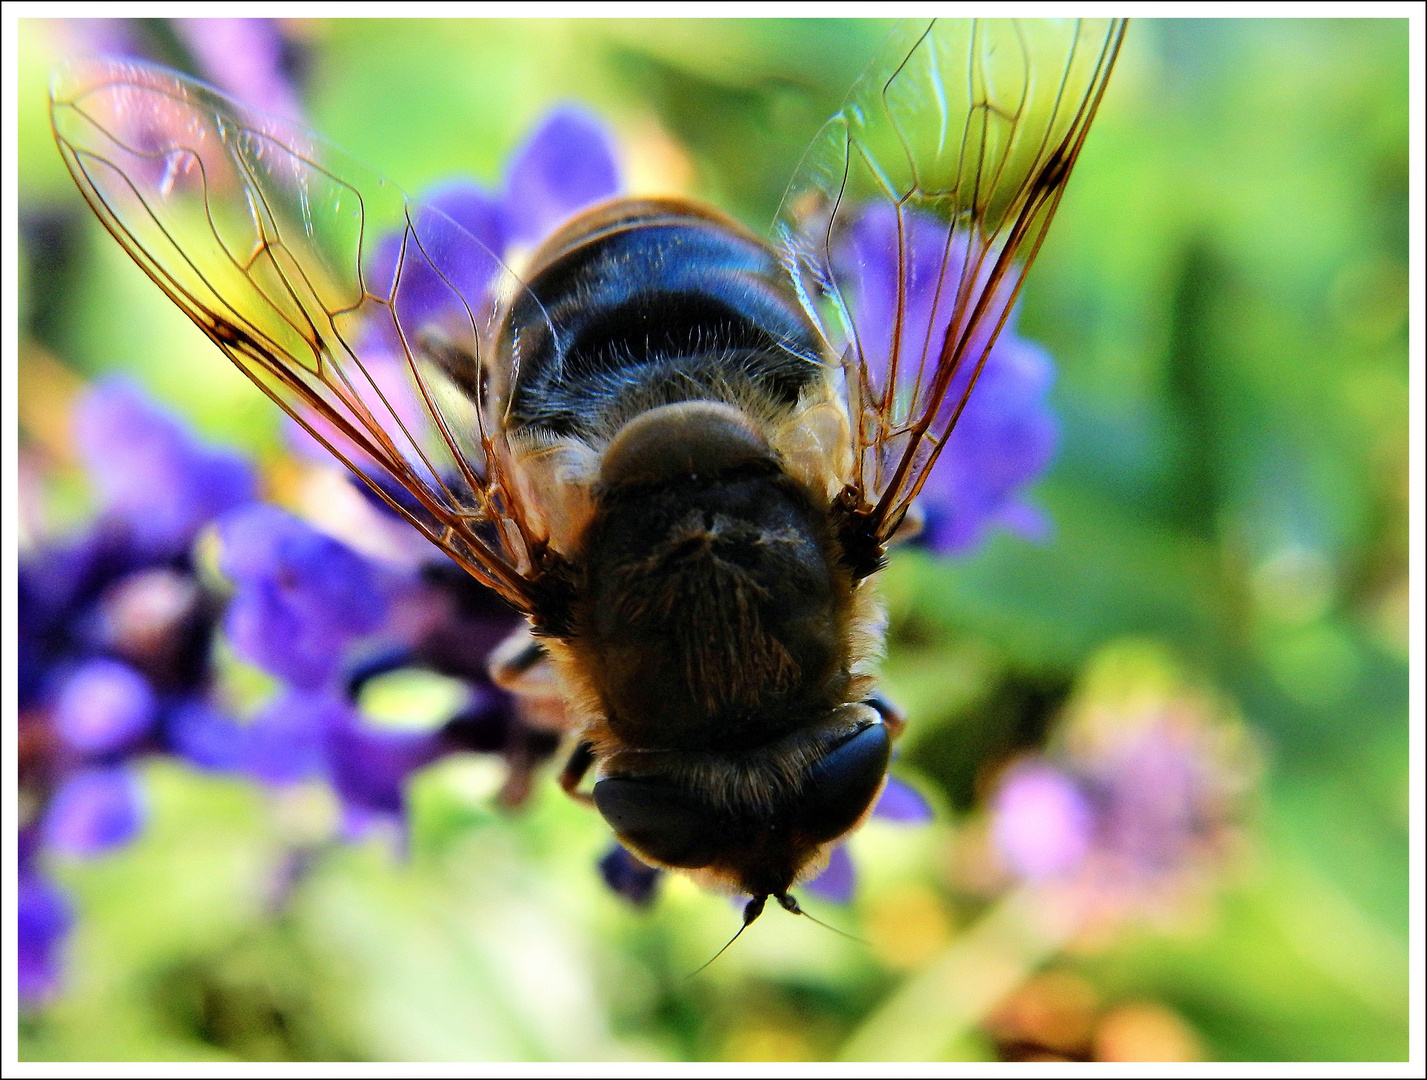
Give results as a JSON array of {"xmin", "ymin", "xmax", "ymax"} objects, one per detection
[
  {"xmin": 593, "ymin": 776, "xmax": 723, "ymax": 869},
  {"xmin": 796, "ymin": 721, "xmax": 891, "ymax": 844}
]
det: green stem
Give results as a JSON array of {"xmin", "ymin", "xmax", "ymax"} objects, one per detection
[{"xmin": 838, "ymin": 884, "xmax": 1077, "ymax": 1061}]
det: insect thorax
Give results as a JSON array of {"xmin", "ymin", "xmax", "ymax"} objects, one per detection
[
  {"xmin": 581, "ymin": 466, "xmax": 854, "ymax": 753},
  {"xmin": 497, "ymin": 197, "xmax": 828, "ymax": 445},
  {"xmin": 495, "ymin": 198, "xmax": 859, "ymax": 755}
]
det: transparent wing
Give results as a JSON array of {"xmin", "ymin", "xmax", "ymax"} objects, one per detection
[
  {"xmin": 51, "ymin": 58, "xmax": 545, "ymax": 612},
  {"xmin": 775, "ymin": 19, "xmax": 1126, "ymax": 543}
]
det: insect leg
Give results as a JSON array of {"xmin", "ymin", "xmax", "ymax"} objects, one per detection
[
  {"xmin": 863, "ymin": 693, "xmax": 906, "ymax": 739},
  {"xmin": 886, "ymin": 500, "xmax": 925, "ymax": 547},
  {"xmin": 343, "ymin": 645, "xmax": 419, "ymax": 699},
  {"xmin": 559, "ymin": 740, "xmax": 597, "ymax": 805},
  {"xmin": 489, "ymin": 626, "xmax": 559, "ymax": 700},
  {"xmin": 416, "ymin": 328, "xmax": 482, "ymax": 405}
]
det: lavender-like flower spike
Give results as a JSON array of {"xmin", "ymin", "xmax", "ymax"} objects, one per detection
[
  {"xmin": 834, "ymin": 205, "xmax": 1059, "ymax": 556},
  {"xmin": 988, "ymin": 645, "xmax": 1259, "ymax": 937},
  {"xmin": 19, "ymin": 380, "xmax": 259, "ymax": 1004}
]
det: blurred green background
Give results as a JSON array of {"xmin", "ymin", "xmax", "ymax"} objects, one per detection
[{"xmin": 16, "ymin": 18, "xmax": 1409, "ymax": 1062}]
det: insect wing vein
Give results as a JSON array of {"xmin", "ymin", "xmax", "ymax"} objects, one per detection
[
  {"xmin": 776, "ymin": 18, "xmax": 1127, "ymax": 543},
  {"xmin": 50, "ymin": 58, "xmax": 543, "ymax": 610}
]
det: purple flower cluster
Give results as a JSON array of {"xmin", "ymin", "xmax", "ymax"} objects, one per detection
[
  {"xmin": 988, "ymin": 675, "xmax": 1258, "ymax": 938},
  {"xmin": 17, "ymin": 379, "xmax": 538, "ymax": 1005},
  {"xmin": 182, "ymin": 500, "xmax": 535, "ymax": 833},
  {"xmin": 18, "ymin": 380, "xmax": 257, "ymax": 1004}
]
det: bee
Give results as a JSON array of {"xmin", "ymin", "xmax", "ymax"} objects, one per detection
[{"xmin": 51, "ymin": 19, "xmax": 1125, "ymax": 926}]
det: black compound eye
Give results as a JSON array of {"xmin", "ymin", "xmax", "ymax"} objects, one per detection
[
  {"xmin": 593, "ymin": 776, "xmax": 724, "ymax": 869},
  {"xmin": 795, "ymin": 722, "xmax": 891, "ymax": 844}
]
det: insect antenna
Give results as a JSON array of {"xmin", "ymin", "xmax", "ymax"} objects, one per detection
[
  {"xmin": 776, "ymin": 892, "xmax": 867, "ymax": 945},
  {"xmin": 687, "ymin": 895, "xmax": 767, "ymax": 978}
]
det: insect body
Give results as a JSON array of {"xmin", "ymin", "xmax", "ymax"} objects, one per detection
[
  {"xmin": 52, "ymin": 19, "xmax": 1125, "ymax": 920},
  {"xmin": 500, "ymin": 198, "xmax": 887, "ymax": 900}
]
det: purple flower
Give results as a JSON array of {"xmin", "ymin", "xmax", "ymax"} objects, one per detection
[
  {"xmin": 18, "ymin": 866, "xmax": 73, "ymax": 1007},
  {"xmin": 228, "ymin": 684, "xmax": 445, "ymax": 832},
  {"xmin": 368, "ymin": 182, "xmax": 505, "ymax": 317},
  {"xmin": 916, "ymin": 332, "xmax": 1057, "ymax": 554},
  {"xmin": 872, "ymin": 773, "xmax": 935, "ymax": 823},
  {"xmin": 1076, "ymin": 705, "xmax": 1252, "ymax": 888},
  {"xmin": 219, "ymin": 505, "xmax": 391, "ymax": 690},
  {"xmin": 74, "ymin": 379, "xmax": 257, "ymax": 557},
  {"xmin": 171, "ymin": 680, "xmax": 453, "ymax": 831},
  {"xmin": 240, "ymin": 689, "xmax": 341, "ymax": 785},
  {"xmin": 167, "ymin": 700, "xmax": 250, "ymax": 773},
  {"xmin": 54, "ymin": 657, "xmax": 155, "ymax": 755},
  {"xmin": 41, "ymin": 766, "xmax": 146, "ymax": 857},
  {"xmin": 209, "ymin": 504, "xmax": 529, "ymax": 825},
  {"xmin": 834, "ymin": 205, "xmax": 1058, "ymax": 556}
]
